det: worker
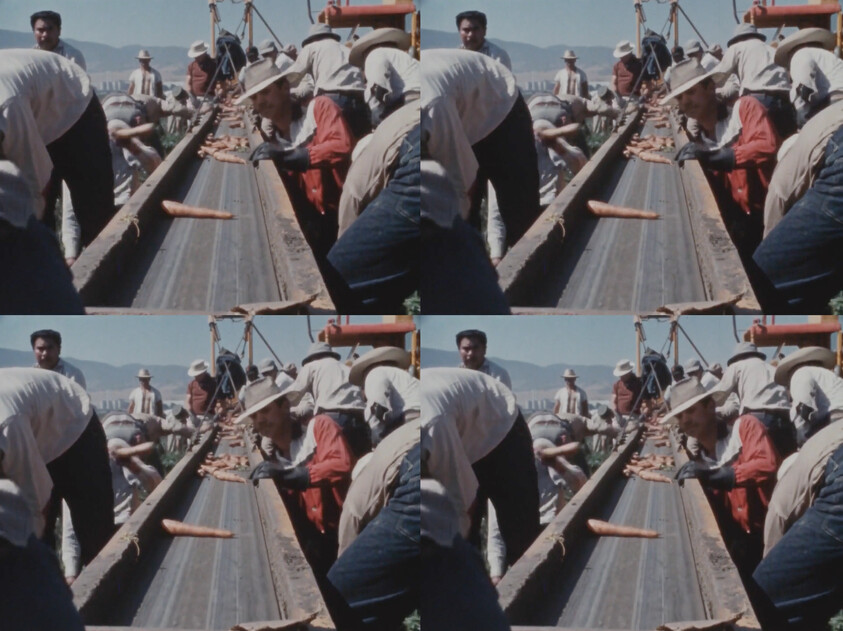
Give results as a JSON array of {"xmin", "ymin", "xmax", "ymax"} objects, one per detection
[
  {"xmin": 420, "ymin": 159, "xmax": 511, "ymax": 314},
  {"xmin": 30, "ymin": 10, "xmax": 85, "ymax": 70},
  {"xmin": 667, "ymin": 377, "xmax": 780, "ymax": 573},
  {"xmin": 244, "ymin": 377, "xmax": 354, "ymax": 576},
  {"xmin": 348, "ymin": 346, "xmax": 419, "ymax": 445},
  {"xmin": 0, "ymin": 161, "xmax": 84, "ymax": 313},
  {"xmin": 0, "ymin": 368, "xmax": 114, "ymax": 569},
  {"xmin": 667, "ymin": 59, "xmax": 779, "ymax": 259},
  {"xmin": 31, "ymin": 329, "xmax": 86, "ymax": 386},
  {"xmin": 529, "ymin": 117, "xmax": 587, "ymax": 210},
  {"xmin": 709, "ymin": 341, "xmax": 795, "ymax": 457},
  {"xmin": 243, "ymin": 58, "xmax": 354, "ymax": 258},
  {"xmin": 530, "ymin": 92, "xmax": 620, "ymax": 156},
  {"xmin": 554, "ymin": 50, "xmax": 589, "ymax": 99},
  {"xmin": 421, "ymin": 49, "xmax": 541, "ymax": 251},
  {"xmin": 611, "ymin": 40, "xmax": 644, "ymax": 98},
  {"xmin": 0, "ymin": 50, "xmax": 115, "ymax": 249},
  {"xmin": 684, "ymin": 358, "xmax": 719, "ymax": 390},
  {"xmin": 684, "ymin": 40, "xmax": 704, "ymax": 65},
  {"xmin": 127, "ymin": 368, "xmax": 164, "ymax": 417},
  {"xmin": 327, "ymin": 421, "xmax": 420, "ymax": 629},
  {"xmin": 553, "ymin": 368, "xmax": 589, "ymax": 417},
  {"xmin": 709, "ymin": 24, "xmax": 794, "ymax": 138},
  {"xmin": 773, "ymin": 346, "xmax": 843, "ymax": 444},
  {"xmin": 456, "ymin": 329, "xmax": 512, "ymax": 389},
  {"xmin": 128, "ymin": 49, "xmax": 164, "ymax": 99},
  {"xmin": 612, "ymin": 359, "xmax": 648, "ymax": 417},
  {"xmin": 752, "ymin": 421, "xmax": 843, "ymax": 631},
  {"xmin": 185, "ymin": 359, "xmax": 217, "ymax": 423},
  {"xmin": 421, "ymin": 367, "xmax": 540, "ymax": 571},
  {"xmin": 456, "ymin": 10, "xmax": 511, "ymax": 70},
  {"xmin": 0, "ymin": 479, "xmax": 86, "ymax": 631},
  {"xmin": 662, "ymin": 364, "xmax": 686, "ymax": 406},
  {"xmin": 185, "ymin": 40, "xmax": 218, "ymax": 103}
]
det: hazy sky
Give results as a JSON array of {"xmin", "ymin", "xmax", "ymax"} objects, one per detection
[
  {"xmin": 418, "ymin": 316, "xmax": 839, "ymax": 367},
  {"xmin": 0, "ymin": 315, "xmax": 390, "ymax": 368}
]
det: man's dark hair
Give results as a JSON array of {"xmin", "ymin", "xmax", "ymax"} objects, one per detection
[
  {"xmin": 671, "ymin": 365, "xmax": 685, "ymax": 380},
  {"xmin": 30, "ymin": 329, "xmax": 62, "ymax": 348},
  {"xmin": 455, "ymin": 10, "xmax": 487, "ymax": 29},
  {"xmin": 30, "ymin": 10, "xmax": 62, "ymax": 29},
  {"xmin": 456, "ymin": 329, "xmax": 487, "ymax": 346}
]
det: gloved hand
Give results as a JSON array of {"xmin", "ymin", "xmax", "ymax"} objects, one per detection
[
  {"xmin": 698, "ymin": 147, "xmax": 736, "ymax": 171},
  {"xmin": 249, "ymin": 461, "xmax": 309, "ymax": 489},
  {"xmin": 271, "ymin": 147, "xmax": 311, "ymax": 172},
  {"xmin": 674, "ymin": 460, "xmax": 709, "ymax": 486},
  {"xmin": 675, "ymin": 142, "xmax": 705, "ymax": 166},
  {"xmin": 704, "ymin": 465, "xmax": 736, "ymax": 490}
]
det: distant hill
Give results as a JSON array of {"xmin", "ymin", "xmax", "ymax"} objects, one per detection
[{"xmin": 421, "ymin": 28, "xmax": 616, "ymax": 83}]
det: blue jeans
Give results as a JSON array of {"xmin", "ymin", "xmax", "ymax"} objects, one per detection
[
  {"xmin": 326, "ymin": 125, "xmax": 419, "ymax": 314},
  {"xmin": 752, "ymin": 442, "xmax": 843, "ymax": 630},
  {"xmin": 753, "ymin": 124, "xmax": 843, "ymax": 311},
  {"xmin": 326, "ymin": 443, "xmax": 420, "ymax": 630}
]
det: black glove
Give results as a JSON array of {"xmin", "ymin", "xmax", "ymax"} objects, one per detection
[
  {"xmin": 675, "ymin": 142, "xmax": 704, "ymax": 166},
  {"xmin": 698, "ymin": 147, "xmax": 736, "ymax": 171},
  {"xmin": 273, "ymin": 147, "xmax": 311, "ymax": 172},
  {"xmin": 248, "ymin": 140, "xmax": 290, "ymax": 164},
  {"xmin": 674, "ymin": 460, "xmax": 709, "ymax": 486},
  {"xmin": 704, "ymin": 465, "xmax": 736, "ymax": 490},
  {"xmin": 249, "ymin": 460, "xmax": 309, "ymax": 489}
]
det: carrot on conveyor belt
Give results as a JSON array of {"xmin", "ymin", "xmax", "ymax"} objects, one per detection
[
  {"xmin": 161, "ymin": 518, "xmax": 234, "ymax": 538},
  {"xmin": 587, "ymin": 200, "xmax": 660, "ymax": 220},
  {"xmin": 638, "ymin": 151, "xmax": 673, "ymax": 165},
  {"xmin": 113, "ymin": 441, "xmax": 156, "ymax": 459},
  {"xmin": 637, "ymin": 469, "xmax": 673, "ymax": 484},
  {"xmin": 213, "ymin": 151, "xmax": 247, "ymax": 165},
  {"xmin": 212, "ymin": 470, "xmax": 246, "ymax": 484},
  {"xmin": 161, "ymin": 200, "xmax": 234, "ymax": 220},
  {"xmin": 587, "ymin": 518, "xmax": 660, "ymax": 538}
]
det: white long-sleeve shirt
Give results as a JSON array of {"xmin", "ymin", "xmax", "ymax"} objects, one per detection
[
  {"xmin": 288, "ymin": 38, "xmax": 364, "ymax": 94},
  {"xmin": 285, "ymin": 357, "xmax": 365, "ymax": 413},
  {"xmin": 363, "ymin": 366, "xmax": 420, "ymax": 430},
  {"xmin": 710, "ymin": 357, "xmax": 791, "ymax": 415},
  {"xmin": 363, "ymin": 47, "xmax": 419, "ymax": 110},
  {"xmin": 789, "ymin": 366, "xmax": 843, "ymax": 431},
  {"xmin": 711, "ymin": 38, "xmax": 790, "ymax": 95}
]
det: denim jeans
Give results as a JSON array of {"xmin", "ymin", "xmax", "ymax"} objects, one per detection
[
  {"xmin": 325, "ymin": 125, "xmax": 419, "ymax": 313},
  {"xmin": 326, "ymin": 443, "xmax": 420, "ymax": 630},
  {"xmin": 752, "ymin": 442, "xmax": 843, "ymax": 630},
  {"xmin": 753, "ymin": 124, "xmax": 843, "ymax": 312}
]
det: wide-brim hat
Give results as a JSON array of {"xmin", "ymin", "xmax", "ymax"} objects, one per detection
[
  {"xmin": 349, "ymin": 346, "xmax": 411, "ymax": 387},
  {"xmin": 661, "ymin": 377, "xmax": 729, "ymax": 424},
  {"xmin": 348, "ymin": 27, "xmax": 411, "ymax": 68},
  {"xmin": 774, "ymin": 346, "xmax": 836, "ymax": 386},
  {"xmin": 728, "ymin": 23, "xmax": 766, "ymax": 47},
  {"xmin": 188, "ymin": 40, "xmax": 209, "ymax": 58},
  {"xmin": 562, "ymin": 368, "xmax": 578, "ymax": 380},
  {"xmin": 301, "ymin": 341, "xmax": 341, "ymax": 366},
  {"xmin": 302, "ymin": 23, "xmax": 341, "ymax": 47},
  {"xmin": 237, "ymin": 376, "xmax": 304, "ymax": 424},
  {"xmin": 728, "ymin": 341, "xmax": 766, "ymax": 366},
  {"xmin": 562, "ymin": 49, "xmax": 578, "ymax": 61},
  {"xmin": 613, "ymin": 359, "xmax": 634, "ymax": 377},
  {"xmin": 614, "ymin": 40, "xmax": 635, "ymax": 58},
  {"xmin": 684, "ymin": 39, "xmax": 703, "ymax": 56},
  {"xmin": 137, "ymin": 49, "xmax": 153, "ymax": 60},
  {"xmin": 683, "ymin": 358, "xmax": 703, "ymax": 374},
  {"xmin": 258, "ymin": 357, "xmax": 280, "ymax": 375},
  {"xmin": 258, "ymin": 38, "xmax": 278, "ymax": 56},
  {"xmin": 137, "ymin": 368, "xmax": 152, "ymax": 379},
  {"xmin": 188, "ymin": 359, "xmax": 209, "ymax": 376},
  {"xmin": 235, "ymin": 57, "xmax": 304, "ymax": 105},
  {"xmin": 774, "ymin": 27, "xmax": 836, "ymax": 68},
  {"xmin": 660, "ymin": 58, "xmax": 713, "ymax": 105}
]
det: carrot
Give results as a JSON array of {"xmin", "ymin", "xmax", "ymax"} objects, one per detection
[
  {"xmin": 213, "ymin": 151, "xmax": 247, "ymax": 165},
  {"xmin": 587, "ymin": 200, "xmax": 660, "ymax": 220},
  {"xmin": 638, "ymin": 151, "xmax": 673, "ymax": 165},
  {"xmin": 161, "ymin": 518, "xmax": 234, "ymax": 538},
  {"xmin": 113, "ymin": 441, "xmax": 156, "ymax": 459},
  {"xmin": 637, "ymin": 469, "xmax": 672, "ymax": 484},
  {"xmin": 112, "ymin": 122, "xmax": 156, "ymax": 139},
  {"xmin": 587, "ymin": 518, "xmax": 659, "ymax": 538},
  {"xmin": 212, "ymin": 470, "xmax": 246, "ymax": 484},
  {"xmin": 161, "ymin": 200, "xmax": 234, "ymax": 220}
]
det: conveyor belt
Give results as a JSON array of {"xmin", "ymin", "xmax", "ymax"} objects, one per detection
[{"xmin": 108, "ymin": 440, "xmax": 283, "ymax": 629}]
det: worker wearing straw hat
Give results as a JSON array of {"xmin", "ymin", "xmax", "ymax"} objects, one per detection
[
  {"xmin": 185, "ymin": 359, "xmax": 217, "ymax": 423},
  {"xmin": 553, "ymin": 368, "xmax": 589, "ymax": 417},
  {"xmin": 185, "ymin": 40, "xmax": 217, "ymax": 101},
  {"xmin": 611, "ymin": 359, "xmax": 647, "ymax": 417},
  {"xmin": 128, "ymin": 49, "xmax": 164, "ymax": 99},
  {"xmin": 127, "ymin": 368, "xmax": 163, "ymax": 417},
  {"xmin": 611, "ymin": 40, "xmax": 643, "ymax": 97},
  {"xmin": 554, "ymin": 50, "xmax": 589, "ymax": 99}
]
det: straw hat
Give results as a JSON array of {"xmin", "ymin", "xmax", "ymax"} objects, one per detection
[
  {"xmin": 0, "ymin": 160, "xmax": 36, "ymax": 229},
  {"xmin": 727, "ymin": 341, "xmax": 766, "ymax": 366},
  {"xmin": 684, "ymin": 39, "xmax": 703, "ymax": 56},
  {"xmin": 258, "ymin": 39, "xmax": 278, "ymax": 57},
  {"xmin": 187, "ymin": 359, "xmax": 208, "ymax": 376},
  {"xmin": 774, "ymin": 346, "xmax": 836, "ymax": 386},
  {"xmin": 613, "ymin": 359, "xmax": 634, "ymax": 377},
  {"xmin": 662, "ymin": 377, "xmax": 729, "ymax": 424},
  {"xmin": 136, "ymin": 49, "xmax": 153, "ymax": 60},
  {"xmin": 349, "ymin": 27, "xmax": 411, "ymax": 68},
  {"xmin": 348, "ymin": 346, "xmax": 411, "ymax": 387},
  {"xmin": 727, "ymin": 23, "xmax": 766, "ymax": 47},
  {"xmin": 774, "ymin": 27, "xmax": 836, "ymax": 68},
  {"xmin": 258, "ymin": 358, "xmax": 280, "ymax": 375},
  {"xmin": 660, "ymin": 59, "xmax": 712, "ymax": 105},
  {"xmin": 683, "ymin": 358, "xmax": 703, "ymax": 375},
  {"xmin": 302, "ymin": 23, "xmax": 341, "ymax": 47},
  {"xmin": 136, "ymin": 368, "xmax": 152, "ymax": 379},
  {"xmin": 187, "ymin": 41, "xmax": 209, "ymax": 58},
  {"xmin": 301, "ymin": 341, "xmax": 341, "ymax": 366},
  {"xmin": 562, "ymin": 368, "xmax": 578, "ymax": 380},
  {"xmin": 613, "ymin": 40, "xmax": 635, "ymax": 58},
  {"xmin": 237, "ymin": 376, "xmax": 303, "ymax": 423},
  {"xmin": 562, "ymin": 49, "xmax": 578, "ymax": 61},
  {"xmin": 235, "ymin": 57, "xmax": 303, "ymax": 105}
]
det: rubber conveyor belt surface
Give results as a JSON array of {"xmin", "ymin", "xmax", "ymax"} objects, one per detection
[
  {"xmin": 531, "ymin": 443, "xmax": 708, "ymax": 629},
  {"xmin": 108, "ymin": 121, "xmax": 284, "ymax": 311},
  {"xmin": 108, "ymin": 440, "xmax": 283, "ymax": 629},
  {"xmin": 538, "ymin": 122, "xmax": 707, "ymax": 311}
]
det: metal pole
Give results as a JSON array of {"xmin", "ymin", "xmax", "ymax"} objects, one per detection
[
  {"xmin": 246, "ymin": 318, "xmax": 253, "ymax": 366},
  {"xmin": 246, "ymin": 0, "xmax": 253, "ymax": 48},
  {"xmin": 672, "ymin": 2, "xmax": 679, "ymax": 49},
  {"xmin": 209, "ymin": 0, "xmax": 217, "ymax": 57},
  {"xmin": 672, "ymin": 320, "xmax": 679, "ymax": 367}
]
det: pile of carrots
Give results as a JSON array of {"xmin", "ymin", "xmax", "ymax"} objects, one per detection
[
  {"xmin": 197, "ymin": 453, "xmax": 249, "ymax": 482},
  {"xmin": 624, "ymin": 452, "xmax": 675, "ymax": 483},
  {"xmin": 197, "ymin": 133, "xmax": 248, "ymax": 165}
]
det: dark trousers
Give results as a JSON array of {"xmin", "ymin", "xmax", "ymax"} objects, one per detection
[
  {"xmin": 326, "ymin": 444, "xmax": 420, "ymax": 630},
  {"xmin": 420, "ymin": 218, "xmax": 511, "ymax": 315},
  {"xmin": 471, "ymin": 412, "xmax": 541, "ymax": 566},
  {"xmin": 326, "ymin": 125, "xmax": 419, "ymax": 313},
  {"xmin": 472, "ymin": 94, "xmax": 541, "ymax": 247},
  {"xmin": 753, "ymin": 124, "xmax": 843, "ymax": 312},
  {"xmin": 752, "ymin": 443, "xmax": 843, "ymax": 630},
  {"xmin": 750, "ymin": 92, "xmax": 797, "ymax": 141},
  {"xmin": 45, "ymin": 94, "xmax": 115, "ymax": 247},
  {"xmin": 324, "ymin": 410, "xmax": 372, "ymax": 459},
  {"xmin": 44, "ymin": 412, "xmax": 115, "ymax": 565},
  {"xmin": 747, "ymin": 410, "xmax": 797, "ymax": 459},
  {"xmin": 0, "ymin": 217, "xmax": 85, "ymax": 314},
  {"xmin": 322, "ymin": 91, "xmax": 372, "ymax": 140},
  {"xmin": 0, "ymin": 535, "xmax": 85, "ymax": 631}
]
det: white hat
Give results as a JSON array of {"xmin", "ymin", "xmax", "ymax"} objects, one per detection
[
  {"xmin": 774, "ymin": 346, "xmax": 836, "ymax": 386},
  {"xmin": 727, "ymin": 342, "xmax": 766, "ymax": 366},
  {"xmin": 614, "ymin": 40, "xmax": 635, "ymax": 58},
  {"xmin": 188, "ymin": 359, "xmax": 208, "ymax": 376},
  {"xmin": 562, "ymin": 49, "xmax": 578, "ymax": 61},
  {"xmin": 562, "ymin": 368, "xmax": 578, "ymax": 379},
  {"xmin": 684, "ymin": 39, "xmax": 703, "ymax": 56},
  {"xmin": 683, "ymin": 358, "xmax": 703, "ymax": 375},
  {"xmin": 301, "ymin": 341, "xmax": 341, "ymax": 366},
  {"xmin": 0, "ymin": 160, "xmax": 37, "ymax": 229},
  {"xmin": 302, "ymin": 23, "xmax": 341, "ymax": 47},
  {"xmin": 727, "ymin": 23, "xmax": 766, "ymax": 47},
  {"xmin": 137, "ymin": 368, "xmax": 152, "ymax": 379},
  {"xmin": 348, "ymin": 346, "xmax": 411, "ymax": 387},
  {"xmin": 660, "ymin": 59, "xmax": 713, "ymax": 105},
  {"xmin": 774, "ymin": 27, "xmax": 836, "ymax": 68},
  {"xmin": 235, "ymin": 57, "xmax": 304, "ymax": 105},
  {"xmin": 349, "ymin": 27, "xmax": 411, "ymax": 68},
  {"xmin": 188, "ymin": 41, "xmax": 209, "ymax": 58},
  {"xmin": 613, "ymin": 359, "xmax": 634, "ymax": 377},
  {"xmin": 237, "ymin": 376, "xmax": 303, "ymax": 423},
  {"xmin": 661, "ymin": 377, "xmax": 729, "ymax": 424},
  {"xmin": 258, "ymin": 39, "xmax": 278, "ymax": 56},
  {"xmin": 258, "ymin": 357, "xmax": 280, "ymax": 374},
  {"xmin": 137, "ymin": 49, "xmax": 153, "ymax": 60}
]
